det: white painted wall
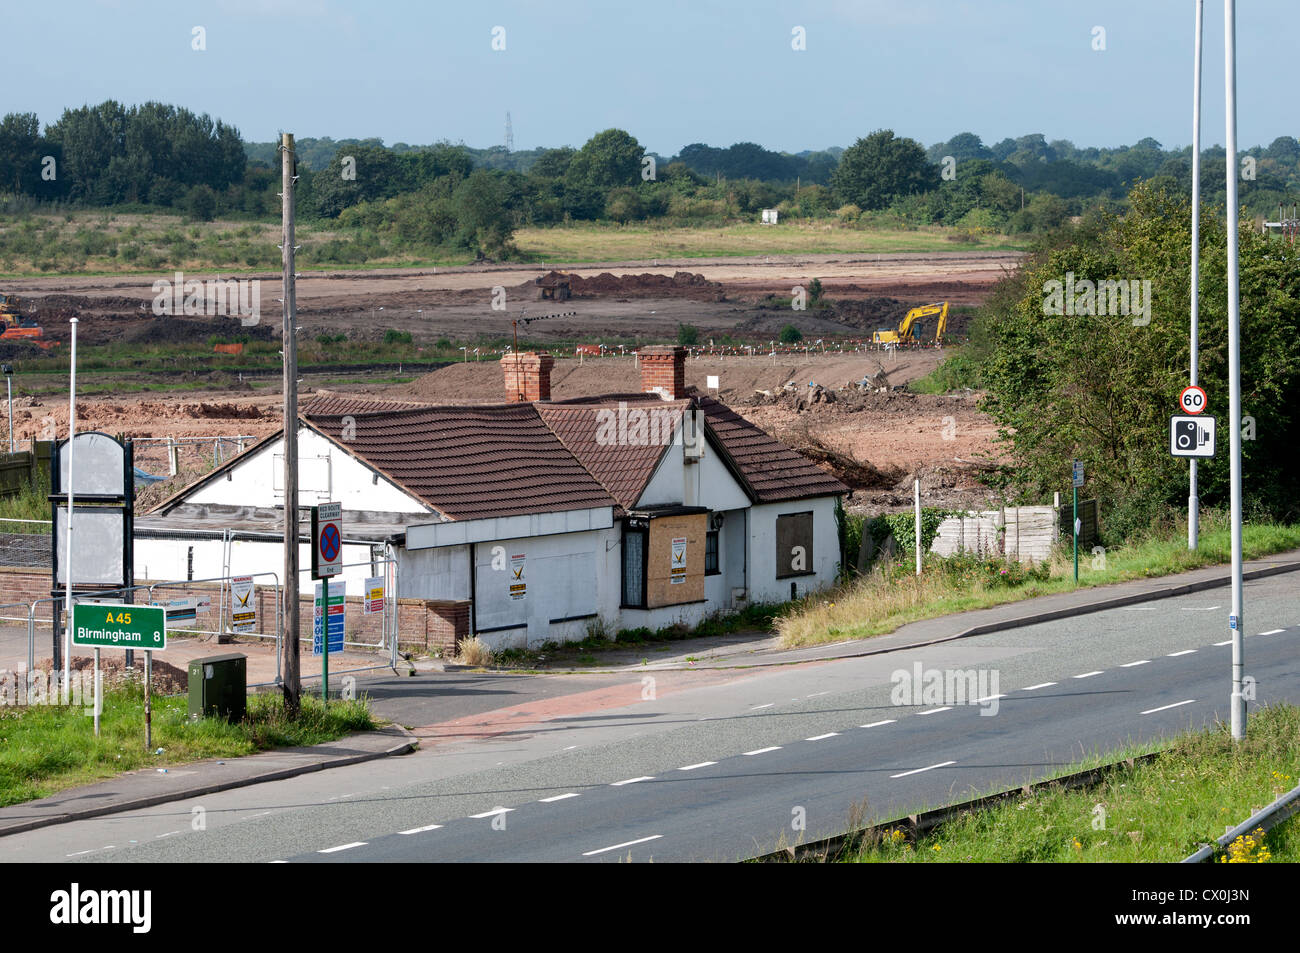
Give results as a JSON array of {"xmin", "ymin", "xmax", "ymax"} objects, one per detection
[
  {"xmin": 636, "ymin": 426, "xmax": 749, "ymax": 512},
  {"xmin": 746, "ymin": 496, "xmax": 840, "ymax": 603},
  {"xmin": 134, "ymin": 536, "xmax": 377, "ymax": 598},
  {"xmin": 188, "ymin": 426, "xmax": 430, "ymax": 515},
  {"xmin": 398, "ymin": 544, "xmax": 470, "ymax": 601}
]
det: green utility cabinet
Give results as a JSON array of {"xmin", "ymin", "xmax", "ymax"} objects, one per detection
[{"xmin": 188, "ymin": 653, "xmax": 247, "ymax": 722}]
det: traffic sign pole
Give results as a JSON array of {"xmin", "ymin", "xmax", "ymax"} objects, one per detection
[
  {"xmin": 1073, "ymin": 486, "xmax": 1078, "ymax": 584},
  {"xmin": 321, "ymin": 575, "xmax": 329, "ymax": 706},
  {"xmin": 93, "ymin": 646, "xmax": 100, "ymax": 737}
]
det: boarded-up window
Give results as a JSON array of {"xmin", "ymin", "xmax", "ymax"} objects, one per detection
[{"xmin": 775, "ymin": 511, "xmax": 814, "ymax": 579}]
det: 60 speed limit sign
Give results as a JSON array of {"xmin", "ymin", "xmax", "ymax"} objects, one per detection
[{"xmin": 1179, "ymin": 385, "xmax": 1207, "ymax": 415}]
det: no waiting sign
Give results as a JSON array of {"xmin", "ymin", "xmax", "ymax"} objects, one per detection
[{"xmin": 311, "ymin": 502, "xmax": 343, "ymax": 579}]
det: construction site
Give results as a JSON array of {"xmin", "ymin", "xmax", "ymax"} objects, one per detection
[{"xmin": 0, "ymin": 250, "xmax": 1011, "ymax": 515}]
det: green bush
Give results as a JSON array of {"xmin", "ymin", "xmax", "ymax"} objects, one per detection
[
  {"xmin": 382, "ymin": 329, "xmax": 413, "ymax": 345},
  {"xmin": 779, "ymin": 323, "xmax": 803, "ymax": 344}
]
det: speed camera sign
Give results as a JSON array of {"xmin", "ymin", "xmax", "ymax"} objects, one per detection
[{"xmin": 1179, "ymin": 385, "xmax": 1207, "ymax": 415}]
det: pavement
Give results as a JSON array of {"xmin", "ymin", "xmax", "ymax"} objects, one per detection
[{"xmin": 1, "ymin": 547, "xmax": 1296, "ymax": 843}]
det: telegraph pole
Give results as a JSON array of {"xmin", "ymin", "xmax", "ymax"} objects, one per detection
[
  {"xmin": 280, "ymin": 133, "xmax": 301, "ymax": 713},
  {"xmin": 1224, "ymin": 1, "xmax": 1246, "ymax": 740},
  {"xmin": 1188, "ymin": 0, "xmax": 1203, "ymax": 550}
]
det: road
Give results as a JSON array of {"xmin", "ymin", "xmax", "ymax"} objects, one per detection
[{"xmin": 1, "ymin": 573, "xmax": 1295, "ymax": 863}]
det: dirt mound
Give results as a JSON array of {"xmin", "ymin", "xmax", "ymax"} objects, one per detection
[
  {"xmin": 124, "ymin": 316, "xmax": 275, "ymax": 344},
  {"xmin": 538, "ymin": 270, "xmax": 725, "ymax": 301},
  {"xmin": 35, "ymin": 655, "xmax": 189, "ymax": 695}
]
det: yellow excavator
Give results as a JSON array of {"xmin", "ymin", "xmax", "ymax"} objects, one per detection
[
  {"xmin": 0, "ymin": 293, "xmax": 56, "ymax": 350},
  {"xmin": 872, "ymin": 301, "xmax": 948, "ymax": 345}
]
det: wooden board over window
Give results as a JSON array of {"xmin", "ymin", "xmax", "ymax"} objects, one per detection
[
  {"xmin": 776, "ymin": 511, "xmax": 815, "ymax": 579},
  {"xmin": 647, "ymin": 512, "xmax": 706, "ymax": 607}
]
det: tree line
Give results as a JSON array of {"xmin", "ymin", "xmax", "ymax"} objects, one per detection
[{"xmin": 2, "ymin": 100, "xmax": 1298, "ymax": 261}]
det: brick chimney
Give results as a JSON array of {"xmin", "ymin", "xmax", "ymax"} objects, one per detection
[
  {"xmin": 501, "ymin": 351, "xmax": 554, "ymax": 402},
  {"xmin": 639, "ymin": 345, "xmax": 686, "ymax": 399}
]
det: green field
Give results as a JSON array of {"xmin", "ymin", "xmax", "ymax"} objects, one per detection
[{"xmin": 0, "ymin": 209, "xmax": 1028, "ymax": 278}]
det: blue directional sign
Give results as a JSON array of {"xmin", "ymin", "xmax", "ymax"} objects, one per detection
[{"xmin": 313, "ymin": 581, "xmax": 345, "ymax": 655}]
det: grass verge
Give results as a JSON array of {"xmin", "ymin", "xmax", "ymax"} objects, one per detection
[
  {"xmin": 0, "ymin": 681, "xmax": 375, "ymax": 807},
  {"xmin": 841, "ymin": 704, "xmax": 1300, "ymax": 862},
  {"xmin": 779, "ymin": 514, "xmax": 1300, "ymax": 648}
]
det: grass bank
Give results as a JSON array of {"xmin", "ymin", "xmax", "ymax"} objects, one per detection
[
  {"xmin": 0, "ymin": 682, "xmax": 374, "ymax": 806},
  {"xmin": 779, "ymin": 514, "xmax": 1300, "ymax": 648},
  {"xmin": 842, "ymin": 704, "xmax": 1300, "ymax": 862}
]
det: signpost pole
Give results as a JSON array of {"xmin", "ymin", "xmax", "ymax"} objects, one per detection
[
  {"xmin": 1224, "ymin": 0, "xmax": 1246, "ymax": 741},
  {"xmin": 321, "ymin": 575, "xmax": 329, "ymax": 706},
  {"xmin": 93, "ymin": 646, "xmax": 100, "ymax": 736},
  {"xmin": 145, "ymin": 650, "xmax": 152, "ymax": 752},
  {"xmin": 1072, "ymin": 485, "xmax": 1079, "ymax": 584},
  {"xmin": 281, "ymin": 132, "xmax": 301, "ymax": 714},
  {"xmin": 1189, "ymin": 0, "xmax": 1204, "ymax": 551},
  {"xmin": 62, "ymin": 317, "xmax": 77, "ymax": 705}
]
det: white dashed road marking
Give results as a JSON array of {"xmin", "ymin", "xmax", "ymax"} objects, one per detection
[
  {"xmin": 539, "ymin": 793, "xmax": 581, "ymax": 802},
  {"xmin": 611, "ymin": 777, "xmax": 654, "ymax": 786},
  {"xmin": 860, "ymin": 719, "xmax": 896, "ymax": 728},
  {"xmin": 805, "ymin": 732, "xmax": 839, "ymax": 741},
  {"xmin": 1074, "ymin": 671, "xmax": 1103, "ymax": 679},
  {"xmin": 1259, "ymin": 629, "xmax": 1284, "ymax": 636},
  {"xmin": 469, "ymin": 807, "xmax": 513, "ymax": 819},
  {"xmin": 319, "ymin": 842, "xmax": 367, "ymax": 854},
  {"xmin": 743, "ymin": 746, "xmax": 782, "ymax": 756},
  {"xmin": 398, "ymin": 824, "xmax": 443, "ymax": 835},
  {"xmin": 749, "ymin": 703, "xmax": 774, "ymax": 710},
  {"xmin": 1121, "ymin": 660, "xmax": 1150, "ymax": 667},
  {"xmin": 918, "ymin": 707, "xmax": 952, "ymax": 715},
  {"xmin": 1023, "ymin": 682, "xmax": 1057, "ymax": 691},
  {"xmin": 582, "ymin": 834, "xmax": 662, "ymax": 857},
  {"xmin": 1141, "ymin": 699, "xmax": 1196, "ymax": 715},
  {"xmin": 679, "ymin": 761, "xmax": 717, "ymax": 771},
  {"xmin": 1167, "ymin": 650, "xmax": 1197, "ymax": 657},
  {"xmin": 891, "ymin": 761, "xmax": 957, "ymax": 779}
]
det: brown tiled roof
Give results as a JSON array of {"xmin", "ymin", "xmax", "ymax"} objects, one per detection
[
  {"xmin": 299, "ymin": 394, "xmax": 431, "ymax": 416},
  {"xmin": 536, "ymin": 400, "xmax": 688, "ymax": 508},
  {"xmin": 695, "ymin": 396, "xmax": 848, "ymax": 503},
  {"xmin": 303, "ymin": 403, "xmax": 616, "ymax": 520}
]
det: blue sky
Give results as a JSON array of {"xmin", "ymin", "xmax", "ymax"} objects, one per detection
[{"xmin": 5, "ymin": 0, "xmax": 1294, "ymax": 154}]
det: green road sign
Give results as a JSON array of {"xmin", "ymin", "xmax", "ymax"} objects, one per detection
[{"xmin": 72, "ymin": 603, "xmax": 167, "ymax": 651}]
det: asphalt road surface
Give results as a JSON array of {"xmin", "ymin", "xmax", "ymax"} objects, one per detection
[{"xmin": 2, "ymin": 573, "xmax": 1295, "ymax": 863}]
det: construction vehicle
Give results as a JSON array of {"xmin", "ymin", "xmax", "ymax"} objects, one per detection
[
  {"xmin": 0, "ymin": 293, "xmax": 56, "ymax": 350},
  {"xmin": 872, "ymin": 301, "xmax": 948, "ymax": 346}
]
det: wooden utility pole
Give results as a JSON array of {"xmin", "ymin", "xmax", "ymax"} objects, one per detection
[{"xmin": 280, "ymin": 133, "xmax": 301, "ymax": 712}]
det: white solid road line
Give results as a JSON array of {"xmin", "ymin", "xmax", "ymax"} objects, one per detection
[
  {"xmin": 860, "ymin": 719, "xmax": 896, "ymax": 728},
  {"xmin": 743, "ymin": 746, "xmax": 782, "ymax": 756},
  {"xmin": 891, "ymin": 760, "xmax": 957, "ymax": 779},
  {"xmin": 749, "ymin": 703, "xmax": 774, "ymax": 710},
  {"xmin": 1167, "ymin": 650, "xmax": 1197, "ymax": 657},
  {"xmin": 918, "ymin": 707, "xmax": 952, "ymax": 715},
  {"xmin": 1121, "ymin": 660, "xmax": 1151, "ymax": 667},
  {"xmin": 398, "ymin": 824, "xmax": 444, "ymax": 835},
  {"xmin": 1180, "ymin": 606, "xmax": 1220, "ymax": 611},
  {"xmin": 1074, "ymin": 671, "xmax": 1103, "ymax": 679},
  {"xmin": 805, "ymin": 732, "xmax": 839, "ymax": 741},
  {"xmin": 611, "ymin": 776, "xmax": 654, "ymax": 786},
  {"xmin": 1140, "ymin": 699, "xmax": 1196, "ymax": 715},
  {"xmin": 1022, "ymin": 682, "xmax": 1057, "ymax": 691},
  {"xmin": 582, "ymin": 834, "xmax": 663, "ymax": 857},
  {"xmin": 679, "ymin": 761, "xmax": 717, "ymax": 771},
  {"xmin": 539, "ymin": 793, "xmax": 581, "ymax": 802},
  {"xmin": 469, "ymin": 807, "xmax": 514, "ymax": 819},
  {"xmin": 318, "ymin": 842, "xmax": 367, "ymax": 854}
]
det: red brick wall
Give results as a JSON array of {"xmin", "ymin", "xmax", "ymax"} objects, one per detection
[
  {"xmin": 639, "ymin": 346, "xmax": 685, "ymax": 399},
  {"xmin": 501, "ymin": 352, "xmax": 555, "ymax": 402}
]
